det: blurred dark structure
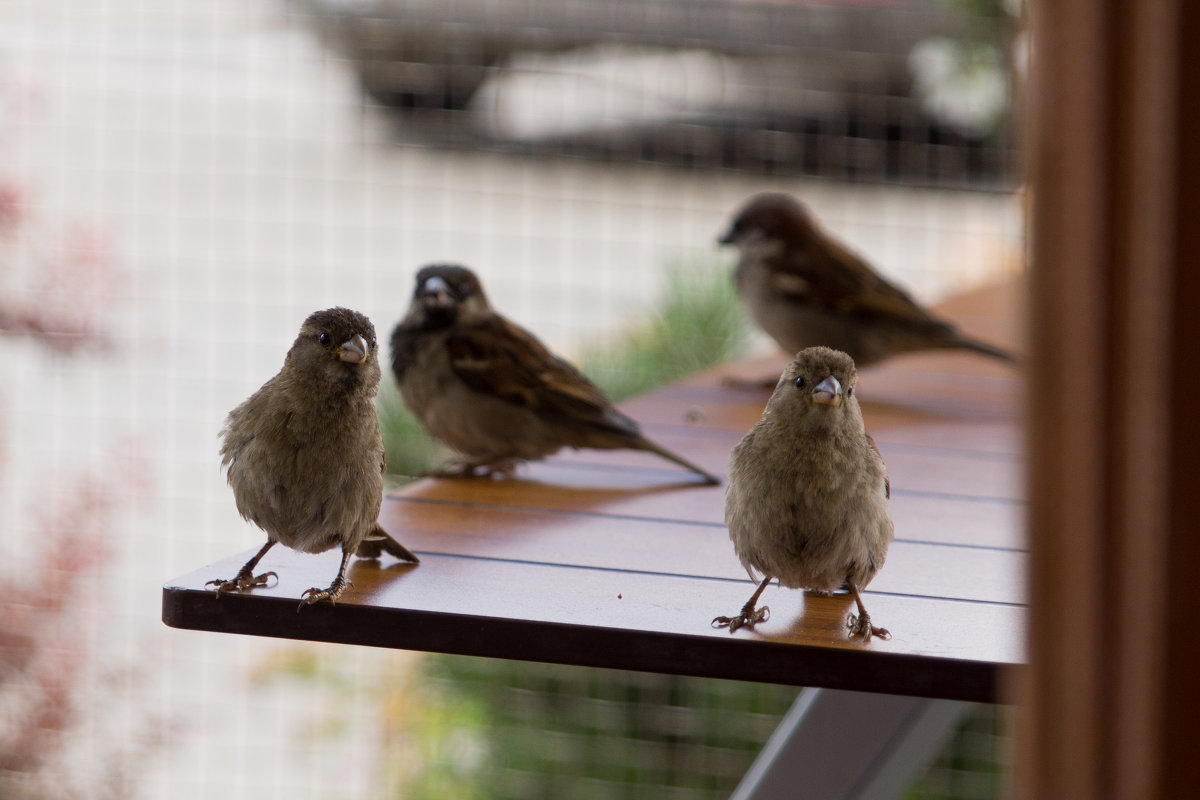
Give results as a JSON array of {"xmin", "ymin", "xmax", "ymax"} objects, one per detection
[
  {"xmin": 290, "ymin": 0, "xmax": 1021, "ymax": 186},
  {"xmin": 407, "ymin": 657, "xmax": 1009, "ymax": 800}
]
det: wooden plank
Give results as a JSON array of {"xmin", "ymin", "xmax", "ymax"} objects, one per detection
[
  {"xmin": 930, "ymin": 277, "xmax": 1026, "ymax": 332},
  {"xmin": 888, "ymin": 492, "xmax": 1022, "ymax": 551},
  {"xmin": 400, "ymin": 449, "xmax": 1022, "ymax": 527},
  {"xmin": 543, "ymin": 427, "xmax": 1021, "ymax": 496},
  {"xmin": 388, "ymin": 481, "xmax": 1022, "ymax": 551},
  {"xmin": 163, "ymin": 548, "xmax": 1022, "ymax": 702},
  {"xmin": 378, "ymin": 497, "xmax": 1026, "ymax": 605}
]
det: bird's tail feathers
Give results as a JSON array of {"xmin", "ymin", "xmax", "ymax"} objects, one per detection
[
  {"xmin": 357, "ymin": 523, "xmax": 420, "ymax": 563},
  {"xmin": 636, "ymin": 437, "xmax": 721, "ymax": 485},
  {"xmin": 952, "ymin": 334, "xmax": 1020, "ymax": 364}
]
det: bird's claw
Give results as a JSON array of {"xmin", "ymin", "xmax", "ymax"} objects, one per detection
[
  {"xmin": 297, "ymin": 578, "xmax": 351, "ymax": 611},
  {"xmin": 419, "ymin": 459, "xmax": 520, "ymax": 480},
  {"xmin": 463, "ymin": 459, "xmax": 521, "ymax": 480},
  {"xmin": 711, "ymin": 605, "xmax": 770, "ymax": 633},
  {"xmin": 847, "ymin": 613, "xmax": 890, "ymax": 641},
  {"xmin": 205, "ymin": 571, "xmax": 277, "ymax": 596}
]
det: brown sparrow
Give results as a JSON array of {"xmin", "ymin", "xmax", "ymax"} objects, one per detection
[
  {"xmin": 390, "ymin": 264, "xmax": 720, "ymax": 484},
  {"xmin": 719, "ymin": 192, "xmax": 1015, "ymax": 367},
  {"xmin": 715, "ymin": 346, "xmax": 893, "ymax": 640},
  {"xmin": 210, "ymin": 307, "xmax": 418, "ymax": 608}
]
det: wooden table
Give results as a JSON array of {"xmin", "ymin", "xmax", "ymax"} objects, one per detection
[{"xmin": 164, "ymin": 280, "xmax": 1025, "ymax": 796}]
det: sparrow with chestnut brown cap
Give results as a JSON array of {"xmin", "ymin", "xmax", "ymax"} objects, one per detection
[
  {"xmin": 715, "ymin": 346, "xmax": 893, "ymax": 640},
  {"xmin": 209, "ymin": 307, "xmax": 418, "ymax": 608},
  {"xmin": 390, "ymin": 264, "xmax": 720, "ymax": 484},
  {"xmin": 718, "ymin": 192, "xmax": 1015, "ymax": 369}
]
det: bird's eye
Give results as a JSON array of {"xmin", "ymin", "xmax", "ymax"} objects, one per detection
[
  {"xmin": 369, "ymin": 337, "xmax": 377, "ymax": 350},
  {"xmin": 318, "ymin": 331, "xmax": 331, "ymax": 346},
  {"xmin": 847, "ymin": 386, "xmax": 854, "ymax": 397},
  {"xmin": 794, "ymin": 376, "xmax": 806, "ymax": 389}
]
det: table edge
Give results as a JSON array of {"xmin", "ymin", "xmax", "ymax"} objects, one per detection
[{"xmin": 162, "ymin": 585, "xmax": 1009, "ymax": 702}]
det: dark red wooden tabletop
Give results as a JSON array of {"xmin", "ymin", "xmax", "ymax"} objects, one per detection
[{"xmin": 163, "ymin": 280, "xmax": 1027, "ymax": 703}]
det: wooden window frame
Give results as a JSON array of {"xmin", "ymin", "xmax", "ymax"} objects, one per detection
[{"xmin": 1023, "ymin": 1, "xmax": 1200, "ymax": 796}]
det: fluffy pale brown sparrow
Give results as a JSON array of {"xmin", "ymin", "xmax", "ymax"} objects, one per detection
[
  {"xmin": 718, "ymin": 192, "xmax": 1015, "ymax": 367},
  {"xmin": 714, "ymin": 346, "xmax": 893, "ymax": 640},
  {"xmin": 209, "ymin": 307, "xmax": 418, "ymax": 608},
  {"xmin": 390, "ymin": 264, "xmax": 720, "ymax": 484}
]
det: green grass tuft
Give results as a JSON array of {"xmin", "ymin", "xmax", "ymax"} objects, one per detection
[{"xmin": 579, "ymin": 259, "xmax": 750, "ymax": 402}]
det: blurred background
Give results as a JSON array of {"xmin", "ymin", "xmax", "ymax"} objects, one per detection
[{"xmin": 0, "ymin": 0, "xmax": 1023, "ymax": 797}]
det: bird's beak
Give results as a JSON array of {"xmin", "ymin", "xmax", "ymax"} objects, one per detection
[
  {"xmin": 420, "ymin": 275, "xmax": 454, "ymax": 309},
  {"xmin": 811, "ymin": 375, "xmax": 843, "ymax": 407},
  {"xmin": 338, "ymin": 334, "xmax": 369, "ymax": 364},
  {"xmin": 717, "ymin": 226, "xmax": 736, "ymax": 245}
]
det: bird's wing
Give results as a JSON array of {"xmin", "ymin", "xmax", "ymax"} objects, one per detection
[
  {"xmin": 389, "ymin": 321, "xmax": 422, "ymax": 380},
  {"xmin": 768, "ymin": 240, "xmax": 939, "ymax": 327},
  {"xmin": 866, "ymin": 433, "xmax": 890, "ymax": 499},
  {"xmin": 219, "ymin": 389, "xmax": 272, "ymax": 470},
  {"xmin": 445, "ymin": 317, "xmax": 628, "ymax": 428},
  {"xmin": 220, "ymin": 429, "xmax": 254, "ymax": 470}
]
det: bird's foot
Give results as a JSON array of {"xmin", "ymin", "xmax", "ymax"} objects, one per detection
[
  {"xmin": 847, "ymin": 613, "xmax": 891, "ymax": 641},
  {"xmin": 298, "ymin": 576, "xmax": 351, "ymax": 610},
  {"xmin": 421, "ymin": 458, "xmax": 522, "ymax": 480},
  {"xmin": 469, "ymin": 458, "xmax": 522, "ymax": 479},
  {"xmin": 204, "ymin": 570, "xmax": 277, "ymax": 596},
  {"xmin": 712, "ymin": 604, "xmax": 770, "ymax": 633}
]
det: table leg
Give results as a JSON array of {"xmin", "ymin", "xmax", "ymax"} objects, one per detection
[{"xmin": 731, "ymin": 688, "xmax": 972, "ymax": 800}]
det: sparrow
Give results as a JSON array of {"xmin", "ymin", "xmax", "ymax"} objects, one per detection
[
  {"xmin": 390, "ymin": 264, "xmax": 720, "ymax": 484},
  {"xmin": 208, "ymin": 307, "xmax": 419, "ymax": 608},
  {"xmin": 718, "ymin": 192, "xmax": 1016, "ymax": 368},
  {"xmin": 714, "ymin": 346, "xmax": 893, "ymax": 640}
]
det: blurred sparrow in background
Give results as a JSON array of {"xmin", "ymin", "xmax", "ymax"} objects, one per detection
[
  {"xmin": 391, "ymin": 264, "xmax": 720, "ymax": 484},
  {"xmin": 718, "ymin": 192, "xmax": 1015, "ymax": 370}
]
